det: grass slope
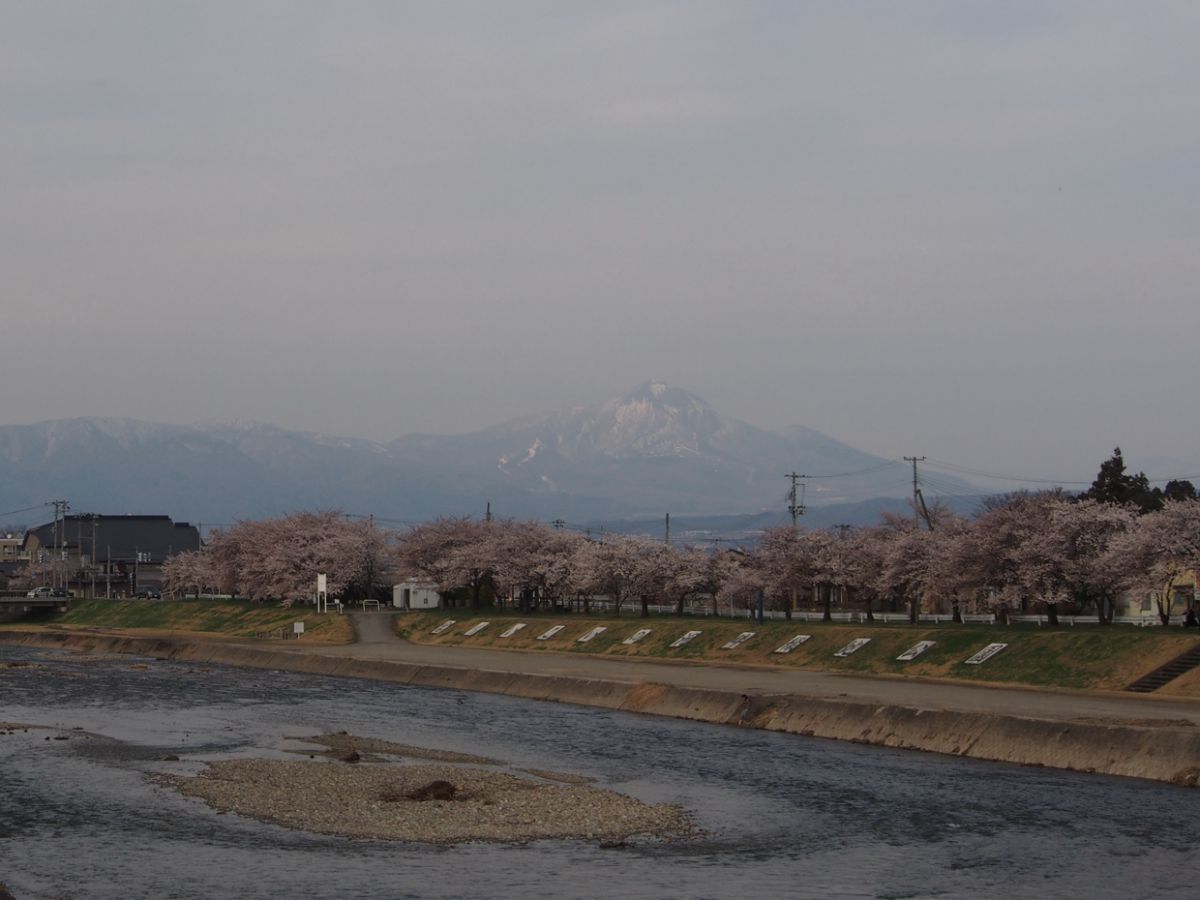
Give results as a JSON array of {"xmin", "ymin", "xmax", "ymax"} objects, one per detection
[
  {"xmin": 400, "ymin": 610, "xmax": 1200, "ymax": 693},
  {"xmin": 7, "ymin": 598, "xmax": 354, "ymax": 643}
]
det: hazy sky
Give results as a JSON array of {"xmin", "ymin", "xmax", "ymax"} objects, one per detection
[{"xmin": 4, "ymin": 2, "xmax": 1198, "ymax": 485}]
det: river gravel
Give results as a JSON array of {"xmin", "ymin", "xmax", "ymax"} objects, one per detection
[{"xmin": 153, "ymin": 752, "xmax": 693, "ymax": 844}]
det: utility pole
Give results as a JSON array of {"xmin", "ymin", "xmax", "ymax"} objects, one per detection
[
  {"xmin": 785, "ymin": 474, "xmax": 807, "ymax": 620},
  {"xmin": 664, "ymin": 512, "xmax": 670, "ymax": 545},
  {"xmin": 786, "ymin": 473, "xmax": 807, "ymax": 529},
  {"xmin": 904, "ymin": 456, "xmax": 934, "ymax": 530},
  {"xmin": 51, "ymin": 500, "xmax": 69, "ymax": 588},
  {"xmin": 91, "ymin": 516, "xmax": 98, "ymax": 599},
  {"xmin": 485, "ymin": 501, "xmax": 493, "ymax": 523}
]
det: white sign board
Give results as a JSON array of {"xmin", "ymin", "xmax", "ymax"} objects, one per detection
[
  {"xmin": 896, "ymin": 640, "xmax": 936, "ymax": 661},
  {"xmin": 623, "ymin": 628, "xmax": 652, "ymax": 645},
  {"xmin": 722, "ymin": 632, "xmax": 756, "ymax": 650},
  {"xmin": 317, "ymin": 574, "xmax": 327, "ymax": 593},
  {"xmin": 431, "ymin": 620, "xmax": 457, "ymax": 635},
  {"xmin": 834, "ymin": 638, "xmax": 871, "ymax": 657},
  {"xmin": 773, "ymin": 634, "xmax": 811, "ymax": 654},
  {"xmin": 577, "ymin": 626, "xmax": 607, "ymax": 643},
  {"xmin": 670, "ymin": 630, "xmax": 702, "ymax": 648},
  {"xmin": 293, "ymin": 622, "xmax": 305, "ymax": 635},
  {"xmin": 500, "ymin": 623, "xmax": 527, "ymax": 638},
  {"xmin": 536, "ymin": 625, "xmax": 565, "ymax": 641},
  {"xmin": 463, "ymin": 622, "xmax": 490, "ymax": 636},
  {"xmin": 964, "ymin": 642, "xmax": 1008, "ymax": 665}
]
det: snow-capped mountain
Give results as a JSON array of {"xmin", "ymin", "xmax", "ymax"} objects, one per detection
[{"xmin": 0, "ymin": 383, "xmax": 971, "ymax": 525}]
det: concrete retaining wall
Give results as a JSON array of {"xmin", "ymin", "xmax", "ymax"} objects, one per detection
[{"xmin": 5, "ymin": 629, "xmax": 1200, "ymax": 786}]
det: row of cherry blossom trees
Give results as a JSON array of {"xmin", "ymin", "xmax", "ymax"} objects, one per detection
[
  {"xmin": 163, "ymin": 511, "xmax": 389, "ymax": 606},
  {"xmin": 162, "ymin": 496, "xmax": 1200, "ymax": 624}
]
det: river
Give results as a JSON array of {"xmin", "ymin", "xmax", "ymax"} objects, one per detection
[{"xmin": 1, "ymin": 644, "xmax": 1196, "ymax": 899}]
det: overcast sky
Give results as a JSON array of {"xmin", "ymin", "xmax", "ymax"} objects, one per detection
[{"xmin": 3, "ymin": 2, "xmax": 1198, "ymax": 485}]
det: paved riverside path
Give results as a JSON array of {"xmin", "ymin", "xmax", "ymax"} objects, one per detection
[{"xmin": 293, "ymin": 612, "xmax": 1200, "ymax": 728}]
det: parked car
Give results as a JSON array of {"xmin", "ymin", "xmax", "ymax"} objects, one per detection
[
  {"xmin": 50, "ymin": 588, "xmax": 69, "ymax": 598},
  {"xmin": 134, "ymin": 589, "xmax": 162, "ymax": 600},
  {"xmin": 26, "ymin": 586, "xmax": 54, "ymax": 598}
]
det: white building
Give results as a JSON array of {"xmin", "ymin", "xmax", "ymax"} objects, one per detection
[{"xmin": 392, "ymin": 580, "xmax": 441, "ymax": 610}]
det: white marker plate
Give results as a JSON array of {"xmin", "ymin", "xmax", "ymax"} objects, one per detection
[
  {"xmin": 499, "ymin": 623, "xmax": 527, "ymax": 638},
  {"xmin": 463, "ymin": 622, "xmax": 490, "ymax": 636},
  {"xmin": 721, "ymin": 632, "xmax": 756, "ymax": 650},
  {"xmin": 577, "ymin": 626, "xmax": 607, "ymax": 643},
  {"xmin": 773, "ymin": 634, "xmax": 811, "ymax": 654},
  {"xmin": 964, "ymin": 642, "xmax": 1007, "ymax": 665},
  {"xmin": 536, "ymin": 625, "xmax": 565, "ymax": 641},
  {"xmin": 897, "ymin": 640, "xmax": 936, "ymax": 661},
  {"xmin": 623, "ymin": 628, "xmax": 652, "ymax": 645},
  {"xmin": 670, "ymin": 630, "xmax": 703, "ymax": 648},
  {"xmin": 431, "ymin": 620, "xmax": 456, "ymax": 635},
  {"xmin": 834, "ymin": 638, "xmax": 871, "ymax": 657}
]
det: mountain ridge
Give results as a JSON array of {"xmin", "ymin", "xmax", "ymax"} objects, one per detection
[{"xmin": 0, "ymin": 382, "xmax": 973, "ymax": 525}]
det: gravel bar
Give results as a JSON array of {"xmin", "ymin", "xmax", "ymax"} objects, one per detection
[{"xmin": 154, "ymin": 757, "xmax": 693, "ymax": 844}]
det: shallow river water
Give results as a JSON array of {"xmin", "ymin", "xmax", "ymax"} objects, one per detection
[{"xmin": 1, "ymin": 644, "xmax": 1198, "ymax": 899}]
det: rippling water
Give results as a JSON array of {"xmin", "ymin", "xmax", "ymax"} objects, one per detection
[{"xmin": 1, "ymin": 644, "xmax": 1196, "ymax": 899}]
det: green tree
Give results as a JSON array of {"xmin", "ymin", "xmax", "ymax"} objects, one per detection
[{"xmin": 1081, "ymin": 447, "xmax": 1161, "ymax": 513}]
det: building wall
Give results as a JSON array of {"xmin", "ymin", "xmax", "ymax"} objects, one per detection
[{"xmin": 392, "ymin": 581, "xmax": 441, "ymax": 609}]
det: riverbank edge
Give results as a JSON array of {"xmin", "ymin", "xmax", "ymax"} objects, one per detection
[{"xmin": 4, "ymin": 628, "xmax": 1199, "ymax": 786}]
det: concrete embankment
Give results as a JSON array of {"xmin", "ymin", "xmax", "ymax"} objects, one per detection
[{"xmin": 5, "ymin": 628, "xmax": 1200, "ymax": 786}]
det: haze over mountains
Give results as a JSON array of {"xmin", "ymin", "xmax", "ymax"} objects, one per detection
[{"xmin": 0, "ymin": 382, "xmax": 978, "ymax": 529}]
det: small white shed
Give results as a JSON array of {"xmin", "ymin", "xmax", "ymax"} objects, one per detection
[{"xmin": 392, "ymin": 580, "xmax": 441, "ymax": 610}]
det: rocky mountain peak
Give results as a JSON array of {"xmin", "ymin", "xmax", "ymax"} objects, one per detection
[{"xmin": 574, "ymin": 381, "xmax": 725, "ymax": 459}]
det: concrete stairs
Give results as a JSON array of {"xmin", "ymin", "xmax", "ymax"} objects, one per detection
[{"xmin": 1126, "ymin": 642, "xmax": 1200, "ymax": 693}]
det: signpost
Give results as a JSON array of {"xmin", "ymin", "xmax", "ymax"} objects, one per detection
[{"xmin": 316, "ymin": 573, "xmax": 328, "ymax": 613}]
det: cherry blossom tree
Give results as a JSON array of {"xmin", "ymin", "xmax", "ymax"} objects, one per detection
[
  {"xmin": 1019, "ymin": 499, "xmax": 1135, "ymax": 624},
  {"xmin": 396, "ymin": 517, "xmax": 503, "ymax": 609},
  {"xmin": 752, "ymin": 526, "xmax": 813, "ymax": 618},
  {"xmin": 572, "ymin": 535, "xmax": 658, "ymax": 617},
  {"xmin": 166, "ymin": 511, "xmax": 392, "ymax": 606},
  {"xmin": 1109, "ymin": 500, "xmax": 1200, "ymax": 625}
]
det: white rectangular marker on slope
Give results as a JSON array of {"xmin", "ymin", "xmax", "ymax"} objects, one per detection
[
  {"xmin": 834, "ymin": 638, "xmax": 871, "ymax": 657},
  {"xmin": 773, "ymin": 635, "xmax": 811, "ymax": 654}
]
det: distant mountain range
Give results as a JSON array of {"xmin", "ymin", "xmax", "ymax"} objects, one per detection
[{"xmin": 0, "ymin": 382, "xmax": 980, "ymax": 529}]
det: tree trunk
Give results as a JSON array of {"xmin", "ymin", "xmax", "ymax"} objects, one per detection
[
  {"xmin": 471, "ymin": 581, "xmax": 481, "ymax": 611},
  {"xmin": 822, "ymin": 585, "xmax": 832, "ymax": 622},
  {"xmin": 640, "ymin": 596, "xmax": 649, "ymax": 618},
  {"xmin": 908, "ymin": 593, "xmax": 918, "ymax": 625},
  {"xmin": 1046, "ymin": 601, "xmax": 1059, "ymax": 627},
  {"xmin": 786, "ymin": 587, "xmax": 795, "ymax": 621},
  {"xmin": 951, "ymin": 597, "xmax": 962, "ymax": 624},
  {"xmin": 676, "ymin": 596, "xmax": 684, "ymax": 616},
  {"xmin": 996, "ymin": 606, "xmax": 1010, "ymax": 626},
  {"xmin": 864, "ymin": 595, "xmax": 874, "ymax": 622}
]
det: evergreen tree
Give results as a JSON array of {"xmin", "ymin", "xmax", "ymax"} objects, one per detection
[{"xmin": 1081, "ymin": 447, "xmax": 1175, "ymax": 513}]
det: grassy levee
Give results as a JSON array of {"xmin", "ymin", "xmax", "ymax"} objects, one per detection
[
  {"xmin": 2, "ymin": 598, "xmax": 354, "ymax": 643},
  {"xmin": 398, "ymin": 610, "xmax": 1200, "ymax": 694}
]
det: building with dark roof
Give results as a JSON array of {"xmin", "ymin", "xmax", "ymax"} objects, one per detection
[{"xmin": 22, "ymin": 515, "xmax": 200, "ymax": 596}]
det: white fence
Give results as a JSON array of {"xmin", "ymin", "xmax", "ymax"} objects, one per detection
[{"xmin": 571, "ymin": 599, "xmax": 1171, "ymax": 627}]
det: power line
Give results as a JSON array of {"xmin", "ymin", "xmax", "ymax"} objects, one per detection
[
  {"xmin": 0, "ymin": 501, "xmax": 54, "ymax": 520},
  {"xmin": 802, "ymin": 461, "xmax": 902, "ymax": 479}
]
